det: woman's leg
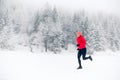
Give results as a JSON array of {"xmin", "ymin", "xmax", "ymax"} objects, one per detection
[
  {"xmin": 77, "ymin": 50, "xmax": 82, "ymax": 69},
  {"xmin": 82, "ymin": 48, "xmax": 90, "ymax": 60}
]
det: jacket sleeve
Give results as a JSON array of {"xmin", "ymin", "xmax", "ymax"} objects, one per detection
[{"xmin": 77, "ymin": 37, "xmax": 80, "ymax": 44}]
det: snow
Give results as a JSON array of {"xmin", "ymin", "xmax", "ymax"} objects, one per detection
[{"xmin": 0, "ymin": 50, "xmax": 120, "ymax": 80}]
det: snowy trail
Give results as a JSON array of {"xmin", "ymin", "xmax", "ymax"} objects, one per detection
[{"xmin": 0, "ymin": 51, "xmax": 120, "ymax": 80}]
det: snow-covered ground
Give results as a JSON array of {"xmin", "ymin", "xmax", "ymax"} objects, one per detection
[{"xmin": 0, "ymin": 50, "xmax": 120, "ymax": 80}]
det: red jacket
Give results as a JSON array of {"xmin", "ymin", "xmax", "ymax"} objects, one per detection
[{"xmin": 76, "ymin": 35, "xmax": 86, "ymax": 49}]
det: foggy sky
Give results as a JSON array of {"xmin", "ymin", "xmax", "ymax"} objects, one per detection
[{"xmin": 10, "ymin": 0, "xmax": 120, "ymax": 16}]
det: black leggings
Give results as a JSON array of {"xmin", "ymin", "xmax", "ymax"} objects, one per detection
[{"xmin": 77, "ymin": 48, "xmax": 89, "ymax": 66}]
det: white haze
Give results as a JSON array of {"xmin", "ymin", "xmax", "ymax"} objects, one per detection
[{"xmin": 10, "ymin": 0, "xmax": 120, "ymax": 16}]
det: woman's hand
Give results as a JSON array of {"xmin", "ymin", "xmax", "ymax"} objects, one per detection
[{"xmin": 77, "ymin": 44, "xmax": 80, "ymax": 47}]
